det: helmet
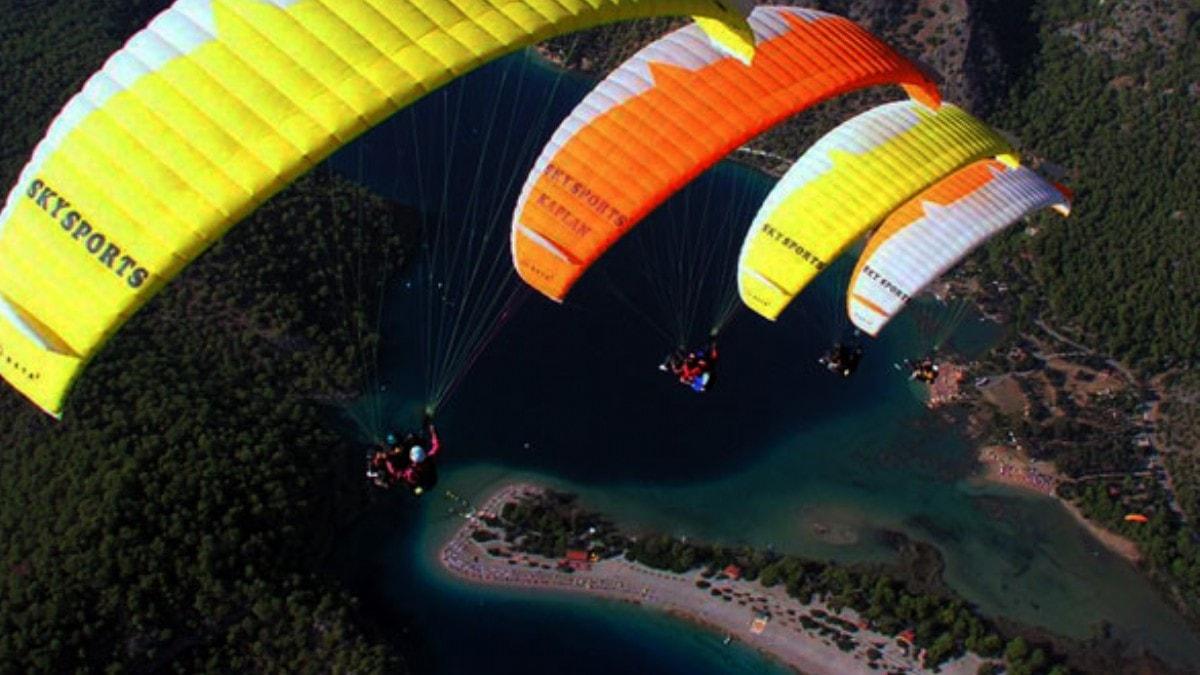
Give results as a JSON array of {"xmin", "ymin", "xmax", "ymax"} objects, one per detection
[{"xmin": 410, "ymin": 445, "xmax": 427, "ymax": 463}]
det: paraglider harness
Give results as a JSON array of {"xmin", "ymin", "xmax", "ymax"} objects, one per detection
[
  {"xmin": 659, "ymin": 340, "xmax": 718, "ymax": 392},
  {"xmin": 907, "ymin": 357, "xmax": 940, "ymax": 384},
  {"xmin": 819, "ymin": 342, "xmax": 863, "ymax": 378},
  {"xmin": 367, "ymin": 415, "xmax": 441, "ymax": 496}
]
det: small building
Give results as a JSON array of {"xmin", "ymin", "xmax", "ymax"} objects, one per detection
[
  {"xmin": 722, "ymin": 564, "xmax": 742, "ymax": 581},
  {"xmin": 562, "ymin": 549, "xmax": 591, "ymax": 571}
]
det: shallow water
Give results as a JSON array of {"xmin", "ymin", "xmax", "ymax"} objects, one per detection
[{"xmin": 331, "ymin": 52, "xmax": 1200, "ymax": 672}]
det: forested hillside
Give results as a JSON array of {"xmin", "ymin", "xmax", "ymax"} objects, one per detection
[
  {"xmin": 969, "ymin": 0, "xmax": 1200, "ymax": 626},
  {"xmin": 0, "ymin": 1, "xmax": 170, "ymax": 181},
  {"xmin": 1, "ymin": 1, "xmax": 417, "ymax": 670},
  {"xmin": 983, "ymin": 0, "xmax": 1199, "ymax": 369},
  {"xmin": 0, "ymin": 171, "xmax": 417, "ymax": 670}
]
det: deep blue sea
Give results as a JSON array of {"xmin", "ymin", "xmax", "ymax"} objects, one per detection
[{"xmin": 329, "ymin": 52, "xmax": 1200, "ymax": 673}]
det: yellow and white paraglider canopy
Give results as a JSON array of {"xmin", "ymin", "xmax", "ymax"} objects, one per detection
[{"xmin": 736, "ymin": 99, "xmax": 1016, "ymax": 321}]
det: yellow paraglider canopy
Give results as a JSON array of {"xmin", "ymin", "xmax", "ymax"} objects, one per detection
[
  {"xmin": 0, "ymin": 0, "xmax": 757, "ymax": 418},
  {"xmin": 737, "ymin": 100, "xmax": 1015, "ymax": 321}
]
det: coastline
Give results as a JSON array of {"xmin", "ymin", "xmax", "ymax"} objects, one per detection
[
  {"xmin": 439, "ymin": 483, "xmax": 986, "ymax": 675},
  {"xmin": 972, "ymin": 445, "xmax": 1142, "ymax": 564}
]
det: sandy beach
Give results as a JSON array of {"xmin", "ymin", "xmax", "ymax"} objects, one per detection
[
  {"xmin": 974, "ymin": 446, "xmax": 1142, "ymax": 564},
  {"xmin": 439, "ymin": 484, "xmax": 987, "ymax": 675},
  {"xmin": 975, "ymin": 445, "xmax": 1060, "ymax": 496}
]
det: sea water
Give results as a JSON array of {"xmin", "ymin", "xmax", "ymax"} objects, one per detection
[{"xmin": 331, "ymin": 52, "xmax": 1200, "ymax": 672}]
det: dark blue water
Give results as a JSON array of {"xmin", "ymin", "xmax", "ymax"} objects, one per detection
[
  {"xmin": 338, "ymin": 500, "xmax": 789, "ymax": 675},
  {"xmin": 330, "ymin": 52, "xmax": 1200, "ymax": 672}
]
